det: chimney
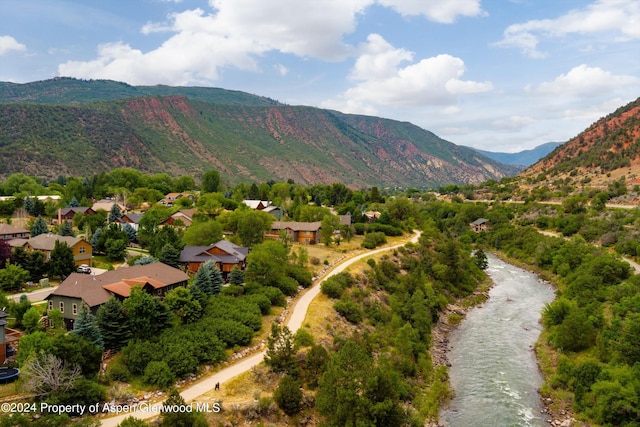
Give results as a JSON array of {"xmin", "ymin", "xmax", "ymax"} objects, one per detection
[{"xmin": 58, "ymin": 208, "xmax": 62, "ymax": 225}]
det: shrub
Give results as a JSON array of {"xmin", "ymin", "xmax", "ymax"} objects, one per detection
[
  {"xmin": 361, "ymin": 232, "xmax": 387, "ymax": 249},
  {"xmin": 107, "ymin": 361, "xmax": 131, "ymax": 382},
  {"xmin": 274, "ymin": 375, "xmax": 303, "ymax": 415},
  {"xmin": 143, "ymin": 361, "xmax": 175, "ymax": 389},
  {"xmin": 334, "ymin": 300, "xmax": 363, "ymax": 324},
  {"xmin": 294, "ymin": 328, "xmax": 315, "ymax": 347}
]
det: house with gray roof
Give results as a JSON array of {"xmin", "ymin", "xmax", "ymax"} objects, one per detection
[{"xmin": 179, "ymin": 240, "xmax": 248, "ymax": 278}]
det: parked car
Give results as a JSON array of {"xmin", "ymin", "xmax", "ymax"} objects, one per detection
[{"xmin": 77, "ymin": 264, "xmax": 91, "ymax": 274}]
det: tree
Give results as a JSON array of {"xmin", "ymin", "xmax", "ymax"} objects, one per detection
[
  {"xmin": 201, "ymin": 170, "xmax": 221, "ymax": 194},
  {"xmin": 123, "ymin": 286, "xmax": 171, "ymax": 340},
  {"xmin": 320, "ymin": 214, "xmax": 340, "ymax": 246},
  {"xmin": 117, "ymin": 417, "xmax": 149, "ymax": 427},
  {"xmin": 236, "ymin": 210, "xmax": 272, "ymax": 248},
  {"xmin": 52, "ymin": 333, "xmax": 103, "ymax": 377},
  {"xmin": 23, "ymin": 196, "xmax": 34, "ymax": 216},
  {"xmin": 48, "ymin": 240, "xmax": 76, "ymax": 280},
  {"xmin": 0, "ymin": 262, "xmax": 30, "ymax": 292},
  {"xmin": 193, "ymin": 263, "xmax": 214, "ymax": 296},
  {"xmin": 22, "ymin": 352, "xmax": 81, "ymax": 397},
  {"xmin": 303, "ymin": 344, "xmax": 329, "ymax": 389},
  {"xmin": 158, "ymin": 244, "xmax": 181, "ymax": 269},
  {"xmin": 59, "ymin": 221, "xmax": 75, "ymax": 237},
  {"xmin": 122, "ymin": 223, "xmax": 137, "ymax": 243},
  {"xmin": 72, "ymin": 304, "xmax": 104, "ymax": 349},
  {"xmin": 208, "ymin": 262, "xmax": 224, "ymax": 295},
  {"xmin": 159, "ymin": 388, "xmax": 208, "ymax": 427},
  {"xmin": 109, "ymin": 203, "xmax": 123, "ymax": 223},
  {"xmin": 22, "ymin": 306, "xmax": 42, "ymax": 333},
  {"xmin": 229, "ymin": 265, "xmax": 245, "ymax": 286},
  {"xmin": 182, "ymin": 219, "xmax": 223, "ymax": 246},
  {"xmin": 0, "ymin": 240, "xmax": 12, "ymax": 267},
  {"xmin": 264, "ymin": 324, "xmax": 298, "ymax": 376},
  {"xmin": 164, "ymin": 287, "xmax": 203, "ymax": 324},
  {"xmin": 96, "ymin": 298, "xmax": 131, "ymax": 352},
  {"xmin": 16, "ymin": 331, "xmax": 52, "ymax": 366},
  {"xmin": 474, "ymin": 248, "xmax": 488, "ymax": 270},
  {"xmin": 274, "ymin": 375, "xmax": 303, "ymax": 415},
  {"xmin": 105, "ymin": 238, "xmax": 128, "ymax": 261},
  {"xmin": 30, "ymin": 215, "xmax": 49, "ymax": 237}
]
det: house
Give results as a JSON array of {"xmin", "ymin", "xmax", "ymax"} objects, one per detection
[
  {"xmin": 179, "ymin": 240, "xmax": 249, "ymax": 277},
  {"xmin": 0, "ymin": 224, "xmax": 29, "ymax": 241},
  {"xmin": 0, "ymin": 310, "xmax": 22, "ymax": 364},
  {"xmin": 45, "ymin": 262, "xmax": 188, "ymax": 329},
  {"xmin": 9, "ymin": 234, "xmax": 92, "ymax": 266},
  {"xmin": 160, "ymin": 209, "xmax": 197, "ymax": 227},
  {"xmin": 267, "ymin": 221, "xmax": 321, "ymax": 245},
  {"xmin": 92, "ymin": 199, "xmax": 126, "ymax": 214},
  {"xmin": 160, "ymin": 193, "xmax": 195, "ymax": 207},
  {"xmin": 470, "ymin": 218, "xmax": 490, "ymax": 233},
  {"xmin": 55, "ymin": 207, "xmax": 96, "ymax": 224},
  {"xmin": 339, "ymin": 213, "xmax": 352, "ymax": 226},
  {"xmin": 114, "ymin": 213, "xmax": 143, "ymax": 231},
  {"xmin": 364, "ymin": 211, "xmax": 381, "ymax": 223},
  {"xmin": 243, "ymin": 200, "xmax": 283, "ymax": 220}
]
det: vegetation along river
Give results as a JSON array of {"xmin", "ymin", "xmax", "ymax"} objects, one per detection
[{"xmin": 440, "ymin": 253, "xmax": 555, "ymax": 427}]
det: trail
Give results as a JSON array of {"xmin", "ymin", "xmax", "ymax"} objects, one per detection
[{"xmin": 99, "ymin": 231, "xmax": 421, "ymax": 426}]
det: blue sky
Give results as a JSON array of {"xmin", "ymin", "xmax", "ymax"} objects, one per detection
[{"xmin": 1, "ymin": 0, "xmax": 639, "ymax": 152}]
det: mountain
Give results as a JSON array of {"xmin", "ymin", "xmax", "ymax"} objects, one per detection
[
  {"xmin": 520, "ymin": 96, "xmax": 640, "ymax": 188},
  {"xmin": 470, "ymin": 142, "xmax": 563, "ymax": 167},
  {"xmin": 0, "ymin": 78, "xmax": 519, "ymax": 187}
]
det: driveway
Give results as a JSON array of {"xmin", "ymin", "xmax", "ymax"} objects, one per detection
[
  {"xmin": 99, "ymin": 231, "xmax": 421, "ymax": 426},
  {"xmin": 8, "ymin": 267, "xmax": 108, "ymax": 303}
]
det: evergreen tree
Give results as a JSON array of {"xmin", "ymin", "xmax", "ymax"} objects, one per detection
[
  {"xmin": 123, "ymin": 286, "xmax": 171, "ymax": 340},
  {"xmin": 133, "ymin": 255, "xmax": 156, "ymax": 266},
  {"xmin": 90, "ymin": 227, "xmax": 103, "ymax": 252},
  {"xmin": 158, "ymin": 244, "xmax": 181, "ymax": 269},
  {"xmin": 229, "ymin": 265, "xmax": 245, "ymax": 286},
  {"xmin": 208, "ymin": 262, "xmax": 224, "ymax": 294},
  {"xmin": 72, "ymin": 303, "xmax": 104, "ymax": 349},
  {"xmin": 30, "ymin": 215, "xmax": 49, "ymax": 237},
  {"xmin": 122, "ymin": 223, "xmax": 137, "ymax": 243},
  {"xmin": 109, "ymin": 203, "xmax": 123, "ymax": 223},
  {"xmin": 23, "ymin": 196, "xmax": 34, "ymax": 216},
  {"xmin": 59, "ymin": 221, "xmax": 75, "ymax": 237},
  {"xmin": 265, "ymin": 323, "xmax": 299, "ymax": 376},
  {"xmin": 96, "ymin": 298, "xmax": 131, "ymax": 352},
  {"xmin": 48, "ymin": 240, "xmax": 76, "ymax": 280},
  {"xmin": 0, "ymin": 240, "xmax": 11, "ymax": 268},
  {"xmin": 68, "ymin": 196, "xmax": 80, "ymax": 207},
  {"xmin": 274, "ymin": 374, "xmax": 303, "ymax": 415},
  {"xmin": 193, "ymin": 263, "xmax": 214, "ymax": 296}
]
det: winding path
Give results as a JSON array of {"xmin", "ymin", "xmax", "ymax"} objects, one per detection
[{"xmin": 99, "ymin": 231, "xmax": 421, "ymax": 426}]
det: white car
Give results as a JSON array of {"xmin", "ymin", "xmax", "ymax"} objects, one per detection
[{"xmin": 77, "ymin": 264, "xmax": 91, "ymax": 274}]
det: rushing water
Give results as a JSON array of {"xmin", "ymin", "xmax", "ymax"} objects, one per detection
[{"xmin": 440, "ymin": 253, "xmax": 556, "ymax": 427}]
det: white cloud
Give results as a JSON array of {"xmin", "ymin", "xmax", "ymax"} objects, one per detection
[
  {"xmin": 376, "ymin": 0, "xmax": 484, "ymax": 23},
  {"xmin": 495, "ymin": 0, "xmax": 640, "ymax": 57},
  {"xmin": 60, "ymin": 0, "xmax": 372, "ymax": 85},
  {"xmin": 491, "ymin": 115, "xmax": 535, "ymax": 131},
  {"xmin": 530, "ymin": 64, "xmax": 639, "ymax": 96},
  {"xmin": 274, "ymin": 64, "xmax": 289, "ymax": 76},
  {"xmin": 323, "ymin": 34, "xmax": 492, "ymax": 114},
  {"xmin": 0, "ymin": 35, "xmax": 26, "ymax": 55}
]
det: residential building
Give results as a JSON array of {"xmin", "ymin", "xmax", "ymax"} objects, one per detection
[
  {"xmin": 0, "ymin": 224, "xmax": 29, "ymax": 241},
  {"xmin": 46, "ymin": 262, "xmax": 188, "ymax": 329},
  {"xmin": 267, "ymin": 221, "xmax": 322, "ymax": 245},
  {"xmin": 55, "ymin": 207, "xmax": 96, "ymax": 224},
  {"xmin": 470, "ymin": 218, "xmax": 490, "ymax": 233},
  {"xmin": 160, "ymin": 193, "xmax": 195, "ymax": 207},
  {"xmin": 179, "ymin": 240, "xmax": 248, "ymax": 277},
  {"xmin": 9, "ymin": 234, "xmax": 92, "ymax": 266},
  {"xmin": 160, "ymin": 209, "xmax": 197, "ymax": 227}
]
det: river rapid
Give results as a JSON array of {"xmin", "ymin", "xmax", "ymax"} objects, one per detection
[{"xmin": 440, "ymin": 253, "xmax": 556, "ymax": 427}]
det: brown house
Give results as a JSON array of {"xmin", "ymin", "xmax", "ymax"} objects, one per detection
[
  {"xmin": 470, "ymin": 218, "xmax": 490, "ymax": 233},
  {"xmin": 160, "ymin": 209, "xmax": 197, "ymax": 227},
  {"xmin": 160, "ymin": 193, "xmax": 195, "ymax": 207},
  {"xmin": 268, "ymin": 221, "xmax": 321, "ymax": 245},
  {"xmin": 9, "ymin": 234, "xmax": 92, "ymax": 266},
  {"xmin": 0, "ymin": 224, "xmax": 29, "ymax": 241},
  {"xmin": 179, "ymin": 240, "xmax": 248, "ymax": 277},
  {"xmin": 55, "ymin": 207, "xmax": 96, "ymax": 224},
  {"xmin": 45, "ymin": 262, "xmax": 188, "ymax": 329}
]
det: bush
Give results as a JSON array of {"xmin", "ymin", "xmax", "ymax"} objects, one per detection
[
  {"xmin": 255, "ymin": 286, "xmax": 287, "ymax": 307},
  {"xmin": 287, "ymin": 264, "xmax": 313, "ymax": 288},
  {"xmin": 294, "ymin": 328, "xmax": 315, "ymax": 347},
  {"xmin": 334, "ymin": 300, "xmax": 363, "ymax": 324},
  {"xmin": 244, "ymin": 293, "xmax": 272, "ymax": 315},
  {"xmin": 361, "ymin": 232, "xmax": 387, "ymax": 249},
  {"xmin": 107, "ymin": 361, "xmax": 131, "ymax": 382},
  {"xmin": 321, "ymin": 278, "xmax": 345, "ymax": 299},
  {"xmin": 274, "ymin": 375, "xmax": 303, "ymax": 416},
  {"xmin": 221, "ymin": 285, "xmax": 245, "ymax": 297},
  {"xmin": 143, "ymin": 361, "xmax": 175, "ymax": 389}
]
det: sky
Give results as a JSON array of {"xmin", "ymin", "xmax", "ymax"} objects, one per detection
[{"xmin": 1, "ymin": 0, "xmax": 639, "ymax": 153}]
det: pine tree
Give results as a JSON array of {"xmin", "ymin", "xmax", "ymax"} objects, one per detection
[
  {"xmin": 122, "ymin": 223, "xmax": 137, "ymax": 243},
  {"xmin": 229, "ymin": 265, "xmax": 245, "ymax": 286},
  {"xmin": 30, "ymin": 215, "xmax": 49, "ymax": 237},
  {"xmin": 209, "ymin": 263, "xmax": 224, "ymax": 294},
  {"xmin": 24, "ymin": 196, "xmax": 35, "ymax": 216},
  {"xmin": 158, "ymin": 244, "xmax": 181, "ymax": 269},
  {"xmin": 96, "ymin": 298, "xmax": 131, "ymax": 352},
  {"xmin": 73, "ymin": 304, "xmax": 104, "ymax": 349},
  {"xmin": 109, "ymin": 203, "xmax": 123, "ymax": 223},
  {"xmin": 193, "ymin": 262, "xmax": 214, "ymax": 296},
  {"xmin": 68, "ymin": 196, "xmax": 80, "ymax": 207},
  {"xmin": 59, "ymin": 221, "xmax": 75, "ymax": 237}
]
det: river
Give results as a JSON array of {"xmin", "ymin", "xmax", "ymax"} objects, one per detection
[{"xmin": 440, "ymin": 253, "xmax": 556, "ymax": 427}]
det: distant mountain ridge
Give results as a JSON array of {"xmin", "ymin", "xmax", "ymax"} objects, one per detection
[
  {"xmin": 469, "ymin": 142, "xmax": 563, "ymax": 167},
  {"xmin": 0, "ymin": 78, "xmax": 520, "ymax": 187}
]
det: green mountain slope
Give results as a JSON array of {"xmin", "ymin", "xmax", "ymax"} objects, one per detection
[{"xmin": 0, "ymin": 78, "xmax": 518, "ymax": 187}]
